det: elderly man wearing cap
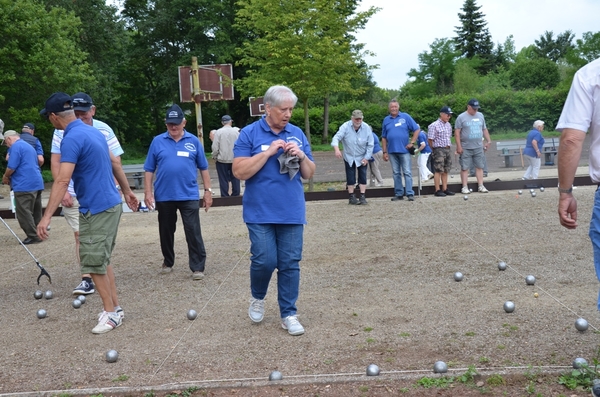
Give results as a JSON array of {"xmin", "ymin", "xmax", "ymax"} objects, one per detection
[
  {"xmin": 212, "ymin": 115, "xmax": 241, "ymax": 197},
  {"xmin": 331, "ymin": 109, "xmax": 374, "ymax": 205},
  {"xmin": 50, "ymin": 92, "xmax": 126, "ymax": 296},
  {"xmin": 144, "ymin": 104, "xmax": 213, "ymax": 280},
  {"xmin": 522, "ymin": 120, "xmax": 546, "ymax": 180},
  {"xmin": 2, "ymin": 130, "xmax": 44, "ymax": 244},
  {"xmin": 454, "ymin": 98, "xmax": 492, "ymax": 194},
  {"xmin": 427, "ymin": 106, "xmax": 456, "ymax": 197},
  {"xmin": 19, "ymin": 123, "xmax": 44, "ymax": 167},
  {"xmin": 36, "ymin": 92, "xmax": 138, "ymax": 334}
]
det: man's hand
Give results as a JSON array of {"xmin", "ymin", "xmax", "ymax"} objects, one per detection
[
  {"xmin": 61, "ymin": 191, "xmax": 74, "ymax": 207},
  {"xmin": 144, "ymin": 192, "xmax": 155, "ymax": 211},
  {"xmin": 124, "ymin": 191, "xmax": 139, "ymax": 212},
  {"xmin": 202, "ymin": 192, "xmax": 213, "ymax": 212},
  {"xmin": 558, "ymin": 194, "xmax": 578, "ymax": 229},
  {"xmin": 334, "ymin": 147, "xmax": 342, "ymax": 159},
  {"xmin": 37, "ymin": 217, "xmax": 51, "ymax": 240}
]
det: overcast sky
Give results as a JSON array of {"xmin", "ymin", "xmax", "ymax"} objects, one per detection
[{"xmin": 355, "ymin": 0, "xmax": 600, "ymax": 89}]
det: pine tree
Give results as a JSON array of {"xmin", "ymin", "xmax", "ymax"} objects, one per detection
[{"xmin": 454, "ymin": 0, "xmax": 494, "ymax": 73}]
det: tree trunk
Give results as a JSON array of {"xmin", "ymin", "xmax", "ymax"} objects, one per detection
[
  {"xmin": 302, "ymin": 99, "xmax": 314, "ymax": 192},
  {"xmin": 322, "ymin": 95, "xmax": 330, "ymax": 144}
]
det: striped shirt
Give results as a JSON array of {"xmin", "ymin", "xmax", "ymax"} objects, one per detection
[{"xmin": 427, "ymin": 118, "xmax": 452, "ymax": 148}]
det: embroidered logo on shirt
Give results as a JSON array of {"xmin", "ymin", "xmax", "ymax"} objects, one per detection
[{"xmin": 184, "ymin": 143, "xmax": 196, "ymax": 152}]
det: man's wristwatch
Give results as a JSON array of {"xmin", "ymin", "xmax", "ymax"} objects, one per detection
[
  {"xmin": 204, "ymin": 188, "xmax": 212, "ymax": 193},
  {"xmin": 557, "ymin": 186, "xmax": 573, "ymax": 194}
]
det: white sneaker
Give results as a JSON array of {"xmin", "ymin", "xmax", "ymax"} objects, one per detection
[
  {"xmin": 248, "ymin": 298, "xmax": 265, "ymax": 323},
  {"xmin": 281, "ymin": 315, "xmax": 305, "ymax": 335},
  {"xmin": 92, "ymin": 311, "xmax": 122, "ymax": 334},
  {"xmin": 461, "ymin": 186, "xmax": 470, "ymax": 194},
  {"xmin": 478, "ymin": 185, "xmax": 489, "ymax": 193},
  {"xmin": 192, "ymin": 271, "xmax": 204, "ymax": 280}
]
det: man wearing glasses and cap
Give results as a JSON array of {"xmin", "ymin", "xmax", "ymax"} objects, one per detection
[
  {"xmin": 19, "ymin": 123, "xmax": 44, "ymax": 167},
  {"xmin": 50, "ymin": 92, "xmax": 125, "ymax": 296}
]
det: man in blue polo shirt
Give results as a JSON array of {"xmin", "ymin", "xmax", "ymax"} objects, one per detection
[
  {"xmin": 233, "ymin": 85, "xmax": 316, "ymax": 336},
  {"xmin": 143, "ymin": 104, "xmax": 213, "ymax": 280},
  {"xmin": 37, "ymin": 92, "xmax": 138, "ymax": 334},
  {"xmin": 2, "ymin": 130, "xmax": 44, "ymax": 244},
  {"xmin": 19, "ymin": 123, "xmax": 44, "ymax": 167},
  {"xmin": 381, "ymin": 98, "xmax": 421, "ymax": 201}
]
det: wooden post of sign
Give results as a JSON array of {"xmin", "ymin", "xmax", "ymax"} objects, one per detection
[{"xmin": 191, "ymin": 57, "xmax": 203, "ymax": 139}]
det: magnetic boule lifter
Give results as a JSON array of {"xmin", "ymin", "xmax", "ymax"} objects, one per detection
[{"xmin": 0, "ymin": 216, "xmax": 51, "ymax": 284}]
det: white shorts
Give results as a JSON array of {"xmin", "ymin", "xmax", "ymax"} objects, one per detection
[{"xmin": 62, "ymin": 196, "xmax": 80, "ymax": 233}]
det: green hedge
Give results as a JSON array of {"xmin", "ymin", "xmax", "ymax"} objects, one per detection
[{"xmin": 290, "ymin": 88, "xmax": 569, "ymax": 143}]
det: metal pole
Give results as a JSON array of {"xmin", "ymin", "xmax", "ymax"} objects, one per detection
[{"xmin": 191, "ymin": 57, "xmax": 203, "ymax": 139}]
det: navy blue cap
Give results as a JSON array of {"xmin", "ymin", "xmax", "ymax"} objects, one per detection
[
  {"xmin": 165, "ymin": 104, "xmax": 185, "ymax": 124},
  {"xmin": 40, "ymin": 92, "xmax": 73, "ymax": 117},
  {"xmin": 22, "ymin": 122, "xmax": 35, "ymax": 131},
  {"xmin": 71, "ymin": 92, "xmax": 94, "ymax": 111},
  {"xmin": 467, "ymin": 98, "xmax": 480, "ymax": 109}
]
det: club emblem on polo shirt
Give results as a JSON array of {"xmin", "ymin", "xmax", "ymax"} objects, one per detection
[{"xmin": 184, "ymin": 143, "xmax": 196, "ymax": 151}]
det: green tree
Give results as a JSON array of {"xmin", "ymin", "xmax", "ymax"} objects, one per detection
[
  {"xmin": 0, "ymin": 0, "xmax": 94, "ymax": 148},
  {"xmin": 509, "ymin": 58, "xmax": 560, "ymax": 90},
  {"xmin": 235, "ymin": 0, "xmax": 378, "ymax": 143},
  {"xmin": 454, "ymin": 0, "xmax": 494, "ymax": 73},
  {"xmin": 534, "ymin": 30, "xmax": 575, "ymax": 62},
  {"xmin": 567, "ymin": 31, "xmax": 600, "ymax": 68},
  {"xmin": 407, "ymin": 38, "xmax": 460, "ymax": 96}
]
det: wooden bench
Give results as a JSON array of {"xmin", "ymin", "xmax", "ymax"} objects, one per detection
[
  {"xmin": 496, "ymin": 138, "xmax": 559, "ymax": 168},
  {"xmin": 122, "ymin": 164, "xmax": 145, "ymax": 190}
]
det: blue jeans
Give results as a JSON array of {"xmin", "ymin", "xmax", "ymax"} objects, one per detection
[
  {"xmin": 247, "ymin": 223, "xmax": 303, "ymax": 318},
  {"xmin": 389, "ymin": 153, "xmax": 414, "ymax": 196},
  {"xmin": 589, "ymin": 188, "xmax": 600, "ymax": 310}
]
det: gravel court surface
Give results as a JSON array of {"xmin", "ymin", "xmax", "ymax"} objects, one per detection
[{"xmin": 0, "ymin": 186, "xmax": 599, "ymax": 395}]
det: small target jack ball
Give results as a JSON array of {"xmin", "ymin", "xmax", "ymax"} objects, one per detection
[
  {"xmin": 503, "ymin": 301, "xmax": 515, "ymax": 313},
  {"xmin": 34, "ymin": 290, "xmax": 43, "ymax": 300},
  {"xmin": 575, "ymin": 318, "xmax": 589, "ymax": 332},
  {"xmin": 105, "ymin": 349, "xmax": 119, "ymax": 363},
  {"xmin": 573, "ymin": 357, "xmax": 588, "ymax": 369},
  {"xmin": 46, "ymin": 225, "xmax": 51, "ymax": 231},
  {"xmin": 518, "ymin": 190, "xmax": 523, "ymax": 195},
  {"xmin": 531, "ymin": 192, "xmax": 537, "ymax": 197},
  {"xmin": 36, "ymin": 309, "xmax": 47, "ymax": 319},
  {"xmin": 44, "ymin": 290, "xmax": 54, "ymax": 300},
  {"xmin": 187, "ymin": 309, "xmax": 197, "ymax": 320},
  {"xmin": 540, "ymin": 187, "xmax": 545, "ymax": 192},
  {"xmin": 72, "ymin": 299, "xmax": 82, "ymax": 309},
  {"xmin": 454, "ymin": 272, "xmax": 464, "ymax": 282},
  {"xmin": 77, "ymin": 295, "xmax": 86, "ymax": 304},
  {"xmin": 533, "ymin": 292, "xmax": 539, "ymax": 298},
  {"xmin": 269, "ymin": 370, "xmax": 283, "ymax": 381},
  {"xmin": 433, "ymin": 361, "xmax": 448, "ymax": 373},
  {"xmin": 525, "ymin": 275, "xmax": 536, "ymax": 285},
  {"xmin": 498, "ymin": 261, "xmax": 507, "ymax": 271},
  {"xmin": 463, "ymin": 195, "xmax": 469, "ymax": 200},
  {"xmin": 366, "ymin": 364, "xmax": 380, "ymax": 376}
]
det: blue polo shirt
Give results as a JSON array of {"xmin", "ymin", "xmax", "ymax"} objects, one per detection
[
  {"xmin": 233, "ymin": 117, "xmax": 313, "ymax": 225},
  {"xmin": 381, "ymin": 112, "xmax": 419, "ymax": 154},
  {"xmin": 144, "ymin": 131, "xmax": 209, "ymax": 202},
  {"xmin": 523, "ymin": 129, "xmax": 545, "ymax": 157},
  {"xmin": 60, "ymin": 119, "xmax": 121, "ymax": 215},
  {"xmin": 417, "ymin": 131, "xmax": 432, "ymax": 154},
  {"xmin": 6, "ymin": 139, "xmax": 44, "ymax": 192}
]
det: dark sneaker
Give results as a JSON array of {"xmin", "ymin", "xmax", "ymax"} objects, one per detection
[
  {"xmin": 443, "ymin": 190, "xmax": 455, "ymax": 196},
  {"xmin": 468, "ymin": 173, "xmax": 475, "ymax": 177},
  {"xmin": 483, "ymin": 172, "xmax": 488, "ymax": 177},
  {"xmin": 407, "ymin": 195, "xmax": 414, "ymax": 201},
  {"xmin": 391, "ymin": 196, "xmax": 404, "ymax": 201},
  {"xmin": 592, "ymin": 379, "xmax": 600, "ymax": 397},
  {"xmin": 434, "ymin": 190, "xmax": 446, "ymax": 197},
  {"xmin": 73, "ymin": 280, "xmax": 95, "ymax": 295},
  {"xmin": 349, "ymin": 196, "xmax": 359, "ymax": 205},
  {"xmin": 359, "ymin": 196, "xmax": 368, "ymax": 205}
]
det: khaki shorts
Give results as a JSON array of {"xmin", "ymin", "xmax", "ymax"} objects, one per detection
[
  {"xmin": 79, "ymin": 204, "xmax": 122, "ymax": 275},
  {"xmin": 62, "ymin": 196, "xmax": 80, "ymax": 232}
]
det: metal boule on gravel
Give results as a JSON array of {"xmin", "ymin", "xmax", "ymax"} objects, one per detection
[
  {"xmin": 187, "ymin": 309, "xmax": 197, "ymax": 320},
  {"xmin": 36, "ymin": 309, "xmax": 47, "ymax": 319},
  {"xmin": 433, "ymin": 361, "xmax": 448, "ymax": 373},
  {"xmin": 525, "ymin": 275, "xmax": 536, "ymax": 285},
  {"xmin": 105, "ymin": 349, "xmax": 119, "ymax": 363},
  {"xmin": 531, "ymin": 192, "xmax": 537, "ymax": 197},
  {"xmin": 498, "ymin": 261, "xmax": 507, "ymax": 271},
  {"xmin": 464, "ymin": 195, "xmax": 468, "ymax": 200},
  {"xmin": 34, "ymin": 290, "xmax": 43, "ymax": 300},
  {"xmin": 540, "ymin": 187, "xmax": 545, "ymax": 192},
  {"xmin": 44, "ymin": 290, "xmax": 54, "ymax": 300},
  {"xmin": 503, "ymin": 301, "xmax": 515, "ymax": 313},
  {"xmin": 573, "ymin": 357, "xmax": 588, "ymax": 369},
  {"xmin": 72, "ymin": 299, "xmax": 82, "ymax": 309},
  {"xmin": 77, "ymin": 295, "xmax": 86, "ymax": 304},
  {"xmin": 454, "ymin": 272, "xmax": 463, "ymax": 282},
  {"xmin": 269, "ymin": 370, "xmax": 283, "ymax": 381},
  {"xmin": 575, "ymin": 318, "xmax": 589, "ymax": 332},
  {"xmin": 530, "ymin": 189, "xmax": 534, "ymax": 193},
  {"xmin": 518, "ymin": 190, "xmax": 523, "ymax": 195},
  {"xmin": 366, "ymin": 364, "xmax": 380, "ymax": 376}
]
